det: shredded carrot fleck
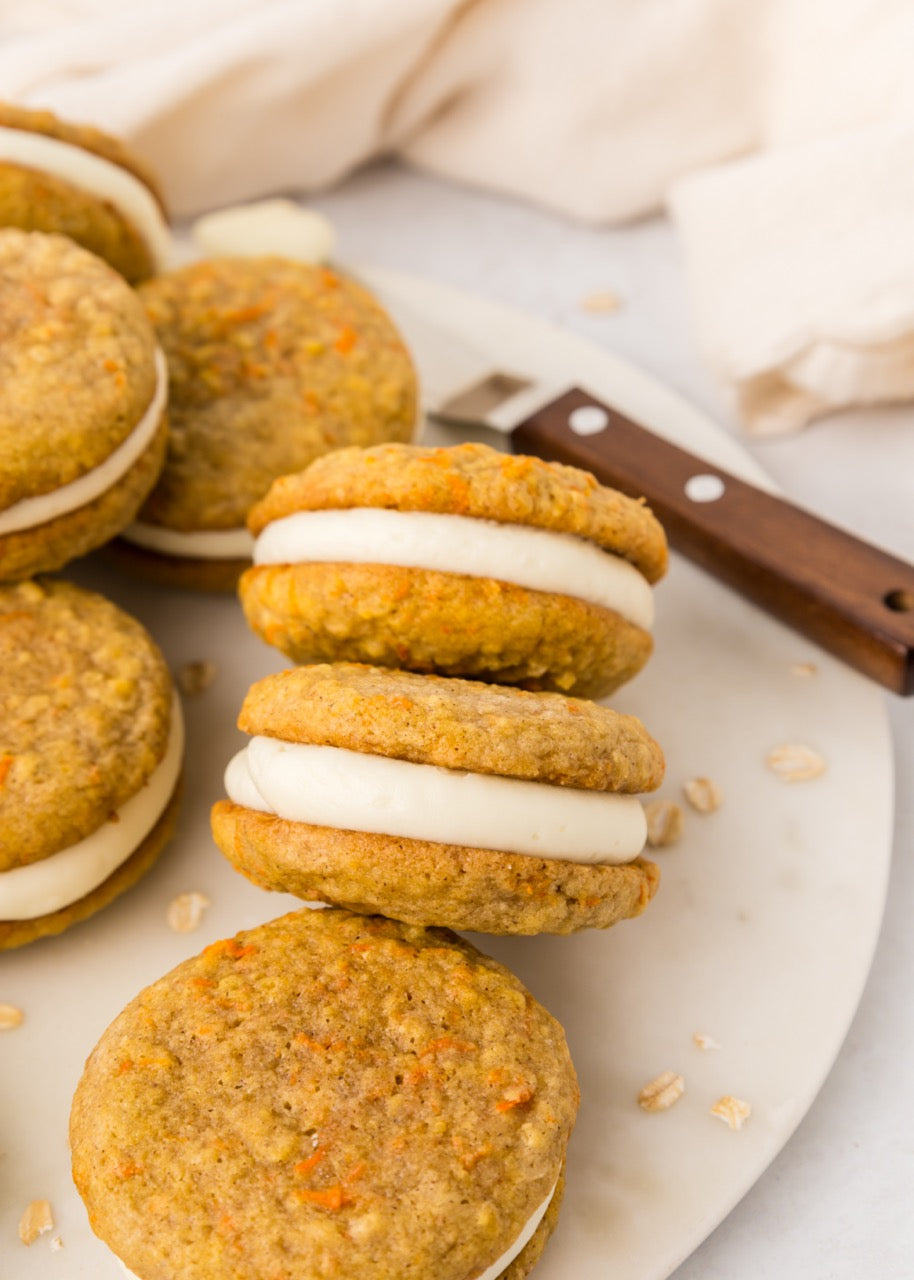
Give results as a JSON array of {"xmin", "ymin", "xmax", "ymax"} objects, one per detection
[
  {"xmin": 295, "ymin": 1185, "xmax": 349, "ymax": 1210},
  {"xmin": 320, "ymin": 268, "xmax": 340, "ymax": 289},
  {"xmin": 190, "ymin": 977, "xmax": 215, "ymax": 991},
  {"xmin": 346, "ymin": 1162, "xmax": 366, "ymax": 1183},
  {"xmin": 0, "ymin": 755, "xmax": 13, "ymax": 788},
  {"xmin": 419, "ymin": 1037, "xmax": 477, "ymax": 1057},
  {"xmin": 496, "ymin": 1084, "xmax": 534, "ymax": 1113},
  {"xmin": 204, "ymin": 938, "xmax": 257, "ymax": 962},
  {"xmin": 348, "ymin": 941, "xmax": 374, "ymax": 954},
  {"xmin": 116, "ymin": 1161, "xmax": 144, "ymax": 1179},
  {"xmin": 334, "ymin": 325, "xmax": 358, "ymax": 354},
  {"xmin": 114, "ymin": 1058, "xmax": 134, "ymax": 1076},
  {"xmin": 294, "ymin": 1149, "xmax": 326, "ymax": 1177}
]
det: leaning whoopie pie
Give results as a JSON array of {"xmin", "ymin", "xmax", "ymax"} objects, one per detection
[
  {"xmin": 70, "ymin": 907, "xmax": 578, "ymax": 1280},
  {"xmin": 0, "ymin": 579, "xmax": 183, "ymax": 949},
  {"xmin": 240, "ymin": 442, "xmax": 668, "ymax": 698},
  {"xmin": 211, "ymin": 663, "xmax": 663, "ymax": 936},
  {"xmin": 115, "ymin": 257, "xmax": 418, "ymax": 591},
  {"xmin": 0, "ymin": 101, "xmax": 171, "ymax": 282},
  {"xmin": 0, "ymin": 229, "xmax": 168, "ymax": 583}
]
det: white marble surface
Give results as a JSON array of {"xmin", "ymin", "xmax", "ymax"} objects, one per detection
[{"xmin": 304, "ymin": 161, "xmax": 914, "ymax": 1279}]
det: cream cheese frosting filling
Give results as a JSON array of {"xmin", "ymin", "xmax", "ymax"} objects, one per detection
[
  {"xmin": 0, "ymin": 694, "xmax": 183, "ymax": 920},
  {"xmin": 0, "ymin": 348, "xmax": 168, "ymax": 536},
  {"xmin": 112, "ymin": 1183, "xmax": 556, "ymax": 1280},
  {"xmin": 121, "ymin": 521, "xmax": 255, "ymax": 559},
  {"xmin": 253, "ymin": 508, "xmax": 654, "ymax": 630},
  {"xmin": 225, "ymin": 739, "xmax": 647, "ymax": 863},
  {"xmin": 0, "ymin": 125, "xmax": 173, "ymax": 269}
]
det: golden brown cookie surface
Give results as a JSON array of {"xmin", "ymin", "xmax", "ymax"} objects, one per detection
[
  {"xmin": 70, "ymin": 908, "xmax": 578, "ymax": 1279},
  {"xmin": 0, "ymin": 579, "xmax": 172, "ymax": 870},
  {"xmin": 238, "ymin": 662, "xmax": 664, "ymax": 792},
  {"xmin": 0, "ymin": 229, "xmax": 158, "ymax": 510},
  {"xmin": 135, "ymin": 258, "xmax": 417, "ymax": 533}
]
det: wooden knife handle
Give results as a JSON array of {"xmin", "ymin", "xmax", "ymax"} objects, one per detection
[{"xmin": 511, "ymin": 387, "xmax": 914, "ymax": 695}]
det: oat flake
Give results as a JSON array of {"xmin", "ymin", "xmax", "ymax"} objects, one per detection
[
  {"xmin": 167, "ymin": 891, "xmax": 211, "ymax": 933},
  {"xmin": 767, "ymin": 744, "xmax": 826, "ymax": 782},
  {"xmin": 683, "ymin": 776, "xmax": 722, "ymax": 813},
  {"xmin": 19, "ymin": 1199, "xmax": 53, "ymax": 1245},
  {"xmin": 638, "ymin": 1070, "xmax": 685, "ymax": 1112},
  {"xmin": 710, "ymin": 1095, "xmax": 752, "ymax": 1130}
]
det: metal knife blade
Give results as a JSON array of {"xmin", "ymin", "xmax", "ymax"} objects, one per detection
[{"xmin": 381, "ymin": 287, "xmax": 914, "ymax": 696}]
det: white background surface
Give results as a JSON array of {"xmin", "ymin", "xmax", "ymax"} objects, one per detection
[
  {"xmin": 2, "ymin": 159, "xmax": 911, "ymax": 1279},
  {"xmin": 309, "ymin": 163, "xmax": 914, "ymax": 1278}
]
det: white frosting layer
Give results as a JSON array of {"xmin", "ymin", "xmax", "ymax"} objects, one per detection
[
  {"xmin": 0, "ymin": 124, "xmax": 172, "ymax": 268},
  {"xmin": 0, "ymin": 348, "xmax": 168, "ymax": 536},
  {"xmin": 477, "ymin": 1185, "xmax": 555, "ymax": 1280},
  {"xmin": 121, "ymin": 521, "xmax": 255, "ymax": 559},
  {"xmin": 112, "ymin": 1183, "xmax": 555, "ymax": 1280},
  {"xmin": 253, "ymin": 508, "xmax": 653, "ymax": 629},
  {"xmin": 225, "ymin": 739, "xmax": 646, "ymax": 864},
  {"xmin": 0, "ymin": 694, "xmax": 183, "ymax": 920}
]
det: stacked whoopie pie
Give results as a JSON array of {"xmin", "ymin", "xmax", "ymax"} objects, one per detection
[{"xmin": 71, "ymin": 441, "xmax": 669, "ymax": 1280}]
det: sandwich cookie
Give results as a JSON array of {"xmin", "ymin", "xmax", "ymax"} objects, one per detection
[
  {"xmin": 0, "ymin": 229, "xmax": 168, "ymax": 583},
  {"xmin": 212, "ymin": 663, "xmax": 663, "ymax": 935},
  {"xmin": 116, "ymin": 257, "xmax": 418, "ymax": 591},
  {"xmin": 71, "ymin": 907, "xmax": 578, "ymax": 1280},
  {"xmin": 241, "ymin": 442, "xmax": 668, "ymax": 697},
  {"xmin": 0, "ymin": 579, "xmax": 183, "ymax": 949},
  {"xmin": 0, "ymin": 101, "xmax": 171, "ymax": 283}
]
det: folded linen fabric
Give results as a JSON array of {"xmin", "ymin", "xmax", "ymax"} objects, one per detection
[{"xmin": 3, "ymin": 0, "xmax": 913, "ymax": 432}]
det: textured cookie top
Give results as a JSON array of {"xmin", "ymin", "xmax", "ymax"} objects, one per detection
[
  {"xmin": 0, "ymin": 101, "xmax": 166, "ymax": 210},
  {"xmin": 70, "ymin": 908, "xmax": 578, "ymax": 1280},
  {"xmin": 248, "ymin": 442, "xmax": 668, "ymax": 583},
  {"xmin": 0, "ymin": 229, "xmax": 159, "ymax": 511},
  {"xmin": 136, "ymin": 259, "xmax": 417, "ymax": 530},
  {"xmin": 240, "ymin": 663, "xmax": 664, "ymax": 793},
  {"xmin": 0, "ymin": 579, "xmax": 173, "ymax": 869}
]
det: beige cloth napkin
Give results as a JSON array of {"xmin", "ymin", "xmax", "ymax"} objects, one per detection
[{"xmin": 3, "ymin": 0, "xmax": 914, "ymax": 433}]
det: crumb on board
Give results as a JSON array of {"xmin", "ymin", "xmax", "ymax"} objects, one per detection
[
  {"xmin": 167, "ymin": 891, "xmax": 211, "ymax": 933},
  {"xmin": 178, "ymin": 660, "xmax": 217, "ymax": 696},
  {"xmin": 766, "ymin": 744, "xmax": 826, "ymax": 782},
  {"xmin": 19, "ymin": 1199, "xmax": 53, "ymax": 1245},
  {"xmin": 644, "ymin": 799, "xmax": 684, "ymax": 848},
  {"xmin": 789, "ymin": 661, "xmax": 817, "ymax": 678},
  {"xmin": 692, "ymin": 1031, "xmax": 722, "ymax": 1051},
  {"xmin": 638, "ymin": 1070, "xmax": 685, "ymax": 1112},
  {"xmin": 579, "ymin": 289, "xmax": 623, "ymax": 313},
  {"xmin": 0, "ymin": 1002, "xmax": 23, "ymax": 1029},
  {"xmin": 683, "ymin": 776, "xmax": 722, "ymax": 813},
  {"xmin": 50, "ymin": 1236, "xmax": 64, "ymax": 1252},
  {"xmin": 710, "ymin": 1095, "xmax": 752, "ymax": 1130}
]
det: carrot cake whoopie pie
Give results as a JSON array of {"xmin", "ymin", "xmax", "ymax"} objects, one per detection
[
  {"xmin": 115, "ymin": 257, "xmax": 418, "ymax": 591},
  {"xmin": 212, "ymin": 662, "xmax": 663, "ymax": 936},
  {"xmin": 71, "ymin": 907, "xmax": 578, "ymax": 1280},
  {"xmin": 0, "ymin": 228, "xmax": 168, "ymax": 584},
  {"xmin": 240, "ymin": 442, "xmax": 668, "ymax": 698},
  {"xmin": 0, "ymin": 101, "xmax": 171, "ymax": 283},
  {"xmin": 0, "ymin": 579, "xmax": 183, "ymax": 949}
]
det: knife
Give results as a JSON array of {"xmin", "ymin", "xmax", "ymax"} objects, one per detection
[{"xmin": 379, "ymin": 287, "xmax": 914, "ymax": 697}]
